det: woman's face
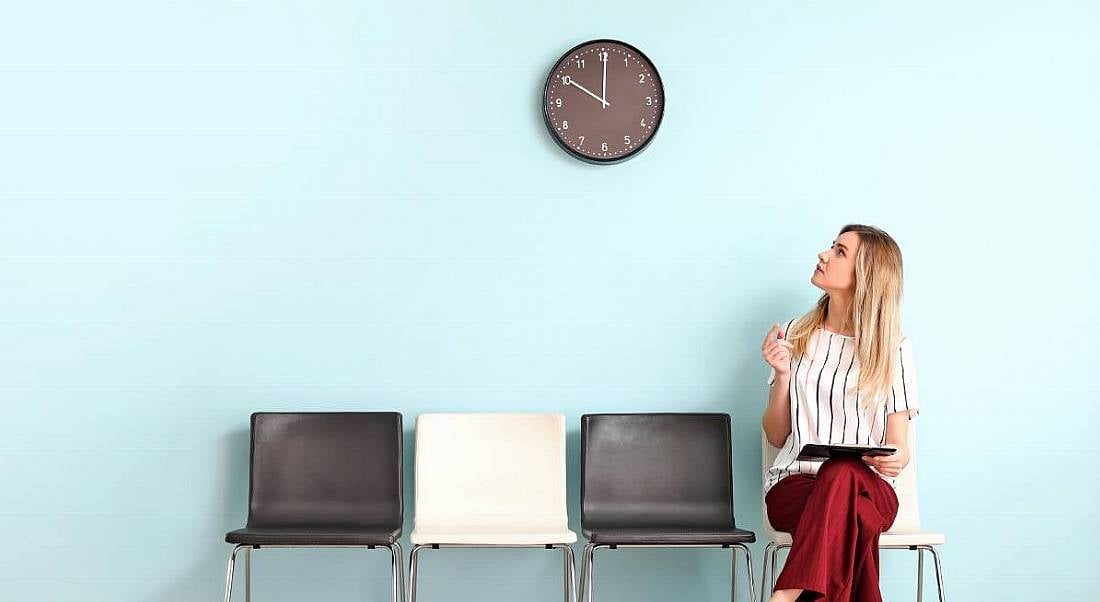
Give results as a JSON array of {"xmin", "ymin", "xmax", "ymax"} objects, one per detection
[{"xmin": 812, "ymin": 231, "xmax": 860, "ymax": 293}]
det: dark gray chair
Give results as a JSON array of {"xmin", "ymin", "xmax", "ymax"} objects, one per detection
[
  {"xmin": 579, "ymin": 413, "xmax": 756, "ymax": 602},
  {"xmin": 223, "ymin": 412, "xmax": 406, "ymax": 602}
]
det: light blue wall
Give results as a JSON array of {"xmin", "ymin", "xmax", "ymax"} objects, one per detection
[{"xmin": 2, "ymin": 1, "xmax": 1097, "ymax": 600}]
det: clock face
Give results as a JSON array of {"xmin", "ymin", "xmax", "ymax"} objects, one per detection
[{"xmin": 543, "ymin": 39, "xmax": 664, "ymax": 164}]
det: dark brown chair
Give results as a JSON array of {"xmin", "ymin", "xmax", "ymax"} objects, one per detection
[
  {"xmin": 579, "ymin": 413, "xmax": 756, "ymax": 601},
  {"xmin": 223, "ymin": 412, "xmax": 405, "ymax": 602}
]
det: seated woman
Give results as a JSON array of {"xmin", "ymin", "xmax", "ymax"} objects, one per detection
[{"xmin": 760, "ymin": 224, "xmax": 920, "ymax": 602}]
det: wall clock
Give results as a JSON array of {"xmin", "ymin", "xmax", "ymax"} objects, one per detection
[{"xmin": 542, "ymin": 39, "xmax": 664, "ymax": 164}]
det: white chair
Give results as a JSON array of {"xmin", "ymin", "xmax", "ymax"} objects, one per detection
[
  {"xmin": 759, "ymin": 425, "xmax": 946, "ymax": 601},
  {"xmin": 409, "ymin": 412, "xmax": 578, "ymax": 602}
]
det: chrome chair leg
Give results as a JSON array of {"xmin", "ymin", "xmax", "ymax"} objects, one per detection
[
  {"xmin": 916, "ymin": 547, "xmax": 924, "ymax": 602},
  {"xmin": 558, "ymin": 544, "xmax": 577, "ymax": 602},
  {"xmin": 244, "ymin": 546, "xmax": 251, "ymax": 602},
  {"xmin": 730, "ymin": 545, "xmax": 737, "ymax": 601},
  {"xmin": 388, "ymin": 544, "xmax": 399, "ymax": 602},
  {"xmin": 758, "ymin": 542, "xmax": 774, "ymax": 602},
  {"xmin": 387, "ymin": 542, "xmax": 406, "ymax": 602},
  {"xmin": 584, "ymin": 544, "xmax": 599, "ymax": 602},
  {"xmin": 772, "ymin": 544, "xmax": 788, "ymax": 594},
  {"xmin": 743, "ymin": 544, "xmax": 758, "ymax": 602},
  {"xmin": 397, "ymin": 542, "xmax": 409, "ymax": 602},
  {"xmin": 577, "ymin": 544, "xmax": 592, "ymax": 602},
  {"xmin": 924, "ymin": 546, "xmax": 945, "ymax": 602},
  {"xmin": 731, "ymin": 544, "xmax": 756, "ymax": 602},
  {"xmin": 757, "ymin": 544, "xmax": 766, "ymax": 602},
  {"xmin": 408, "ymin": 544, "xmax": 427, "ymax": 602},
  {"xmin": 562, "ymin": 545, "xmax": 570, "ymax": 602},
  {"xmin": 223, "ymin": 544, "xmax": 248, "ymax": 602}
]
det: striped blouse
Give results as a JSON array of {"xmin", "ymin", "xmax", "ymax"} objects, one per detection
[{"xmin": 763, "ymin": 318, "xmax": 920, "ymax": 494}]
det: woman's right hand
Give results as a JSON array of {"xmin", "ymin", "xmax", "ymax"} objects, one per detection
[{"xmin": 761, "ymin": 323, "xmax": 794, "ymax": 377}]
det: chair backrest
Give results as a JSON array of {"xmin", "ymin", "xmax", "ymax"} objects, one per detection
[
  {"xmin": 760, "ymin": 422, "xmax": 922, "ymax": 535},
  {"xmin": 247, "ymin": 412, "xmax": 403, "ymax": 529},
  {"xmin": 413, "ymin": 413, "xmax": 569, "ymax": 531},
  {"xmin": 581, "ymin": 413, "xmax": 737, "ymax": 530}
]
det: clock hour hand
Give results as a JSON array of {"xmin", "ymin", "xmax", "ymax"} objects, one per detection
[{"xmin": 567, "ymin": 78, "xmax": 610, "ymax": 108}]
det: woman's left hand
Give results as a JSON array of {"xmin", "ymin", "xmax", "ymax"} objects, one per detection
[{"xmin": 862, "ymin": 446, "xmax": 910, "ymax": 477}]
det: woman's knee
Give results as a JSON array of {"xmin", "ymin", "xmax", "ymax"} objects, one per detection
[{"xmin": 817, "ymin": 455, "xmax": 865, "ymax": 481}]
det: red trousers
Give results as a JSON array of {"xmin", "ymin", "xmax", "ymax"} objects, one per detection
[{"xmin": 765, "ymin": 456, "xmax": 899, "ymax": 602}]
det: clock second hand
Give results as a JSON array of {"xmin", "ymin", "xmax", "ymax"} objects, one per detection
[{"xmin": 568, "ymin": 79, "xmax": 609, "ymax": 108}]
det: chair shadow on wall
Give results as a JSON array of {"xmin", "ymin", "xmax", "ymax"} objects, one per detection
[
  {"xmin": 704, "ymin": 295, "xmax": 794, "ymax": 598},
  {"xmin": 144, "ymin": 427, "xmax": 250, "ymax": 602},
  {"xmin": 697, "ymin": 291, "xmax": 803, "ymax": 587}
]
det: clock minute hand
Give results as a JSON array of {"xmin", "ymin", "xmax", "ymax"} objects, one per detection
[
  {"xmin": 568, "ymin": 79, "xmax": 610, "ymax": 107},
  {"xmin": 601, "ymin": 53, "xmax": 608, "ymax": 108}
]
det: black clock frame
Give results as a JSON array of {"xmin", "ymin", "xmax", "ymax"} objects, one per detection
[{"xmin": 541, "ymin": 38, "xmax": 665, "ymax": 165}]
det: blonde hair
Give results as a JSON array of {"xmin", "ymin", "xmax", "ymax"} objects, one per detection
[{"xmin": 786, "ymin": 224, "xmax": 904, "ymax": 408}]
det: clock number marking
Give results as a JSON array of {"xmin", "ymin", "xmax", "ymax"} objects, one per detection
[
  {"xmin": 624, "ymin": 135, "xmax": 631, "ymax": 145},
  {"xmin": 601, "ymin": 142, "xmax": 608, "ymax": 152},
  {"xmin": 638, "ymin": 74, "xmax": 646, "ymax": 84},
  {"xmin": 562, "ymin": 120, "xmax": 568, "ymax": 130},
  {"xmin": 579, "ymin": 136, "xmax": 585, "ymax": 146}
]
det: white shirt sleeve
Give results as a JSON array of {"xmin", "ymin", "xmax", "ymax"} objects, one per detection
[{"xmin": 888, "ymin": 337, "xmax": 920, "ymax": 419}]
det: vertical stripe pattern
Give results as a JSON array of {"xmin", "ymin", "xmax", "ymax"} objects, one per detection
[{"xmin": 763, "ymin": 325, "xmax": 920, "ymax": 495}]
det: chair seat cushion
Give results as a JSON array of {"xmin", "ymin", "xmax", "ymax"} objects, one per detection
[
  {"xmin": 225, "ymin": 526, "xmax": 401, "ymax": 546},
  {"xmin": 768, "ymin": 530, "xmax": 945, "ymax": 547},
  {"xmin": 880, "ymin": 531, "xmax": 946, "ymax": 546},
  {"xmin": 585, "ymin": 527, "xmax": 756, "ymax": 545},
  {"xmin": 410, "ymin": 527, "xmax": 577, "ymax": 545}
]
